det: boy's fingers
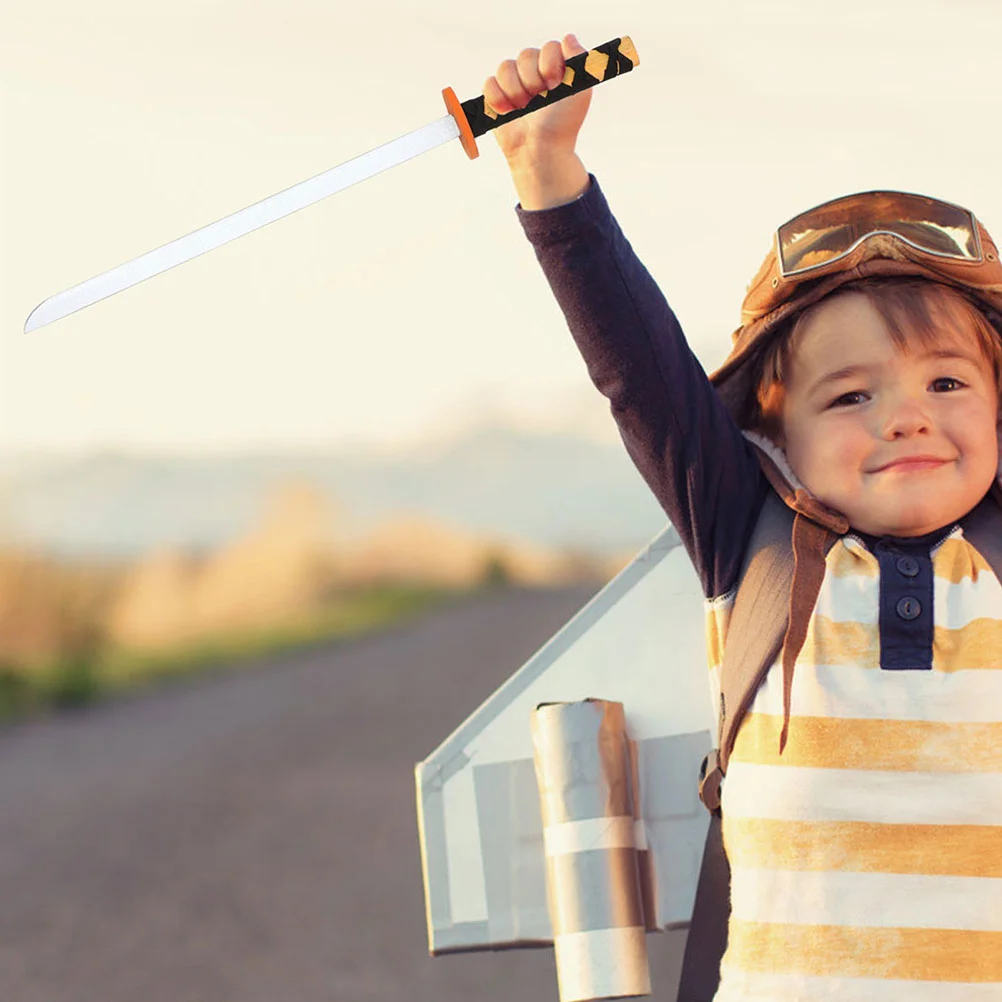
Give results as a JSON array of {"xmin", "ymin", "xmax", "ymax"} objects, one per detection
[
  {"xmin": 484, "ymin": 35, "xmax": 585, "ymax": 114},
  {"xmin": 561, "ymin": 33, "xmax": 588, "ymax": 59},
  {"xmin": 493, "ymin": 58, "xmax": 533, "ymax": 111},
  {"xmin": 483, "ymin": 75, "xmax": 516, "ymax": 116},
  {"xmin": 538, "ymin": 39, "xmax": 566, "ymax": 90},
  {"xmin": 484, "ymin": 60, "xmax": 526, "ymax": 114},
  {"xmin": 515, "ymin": 46, "xmax": 548, "ymax": 98}
]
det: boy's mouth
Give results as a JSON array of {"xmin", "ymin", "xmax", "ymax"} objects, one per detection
[{"xmin": 872, "ymin": 455, "xmax": 950, "ymax": 473}]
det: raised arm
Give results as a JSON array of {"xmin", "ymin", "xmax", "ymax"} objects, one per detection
[{"xmin": 487, "ymin": 39, "xmax": 767, "ymax": 597}]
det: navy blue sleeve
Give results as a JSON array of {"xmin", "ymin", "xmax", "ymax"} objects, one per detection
[{"xmin": 516, "ymin": 176, "xmax": 767, "ymax": 600}]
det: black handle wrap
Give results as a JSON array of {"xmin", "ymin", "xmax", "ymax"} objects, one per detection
[{"xmin": 461, "ymin": 36, "xmax": 638, "ymax": 139}]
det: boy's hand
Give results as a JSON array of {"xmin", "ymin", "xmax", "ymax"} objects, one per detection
[{"xmin": 484, "ymin": 35, "xmax": 591, "ymax": 210}]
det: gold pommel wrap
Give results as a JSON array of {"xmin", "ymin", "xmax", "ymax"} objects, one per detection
[
  {"xmin": 531, "ymin": 699, "xmax": 651, "ymax": 1002},
  {"xmin": 445, "ymin": 36, "xmax": 639, "ymax": 160}
]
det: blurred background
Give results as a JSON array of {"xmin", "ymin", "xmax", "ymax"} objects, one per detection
[{"xmin": 1, "ymin": 0, "xmax": 1000, "ymax": 998}]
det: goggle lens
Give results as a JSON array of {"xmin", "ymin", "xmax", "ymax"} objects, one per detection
[{"xmin": 777, "ymin": 191, "xmax": 981, "ymax": 278}]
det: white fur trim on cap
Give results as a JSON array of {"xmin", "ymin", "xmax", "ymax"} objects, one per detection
[{"xmin": 742, "ymin": 430, "xmax": 808, "ymax": 493}]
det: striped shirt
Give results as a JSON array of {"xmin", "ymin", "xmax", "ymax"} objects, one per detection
[{"xmin": 707, "ymin": 529, "xmax": 1002, "ymax": 998}]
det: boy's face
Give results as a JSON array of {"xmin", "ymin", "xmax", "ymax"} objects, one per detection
[{"xmin": 779, "ymin": 292, "xmax": 1000, "ymax": 537}]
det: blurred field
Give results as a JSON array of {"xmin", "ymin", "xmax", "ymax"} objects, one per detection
[{"xmin": 0, "ymin": 481, "xmax": 624, "ymax": 722}]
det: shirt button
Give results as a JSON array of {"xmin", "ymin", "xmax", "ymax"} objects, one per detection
[
  {"xmin": 896, "ymin": 597, "xmax": 922, "ymax": 620},
  {"xmin": 896, "ymin": 556, "xmax": 920, "ymax": 577}
]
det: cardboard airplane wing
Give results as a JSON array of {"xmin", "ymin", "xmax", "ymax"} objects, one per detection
[{"xmin": 415, "ymin": 525, "xmax": 715, "ymax": 954}]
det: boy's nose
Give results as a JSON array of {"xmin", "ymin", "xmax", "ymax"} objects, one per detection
[{"xmin": 880, "ymin": 396, "xmax": 932, "ymax": 438}]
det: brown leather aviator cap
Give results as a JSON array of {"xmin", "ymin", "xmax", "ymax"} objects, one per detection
[{"xmin": 709, "ymin": 190, "xmax": 1002, "ymax": 427}]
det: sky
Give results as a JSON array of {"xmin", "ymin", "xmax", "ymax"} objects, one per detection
[{"xmin": 2, "ymin": 0, "xmax": 1001, "ymax": 455}]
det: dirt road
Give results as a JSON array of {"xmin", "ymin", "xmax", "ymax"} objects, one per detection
[{"xmin": 0, "ymin": 586, "xmax": 686, "ymax": 1002}]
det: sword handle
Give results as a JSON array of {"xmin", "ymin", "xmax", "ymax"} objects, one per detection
[{"xmin": 442, "ymin": 36, "xmax": 639, "ymax": 160}]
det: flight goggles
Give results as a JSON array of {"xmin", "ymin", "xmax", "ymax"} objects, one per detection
[{"xmin": 776, "ymin": 190, "xmax": 983, "ymax": 279}]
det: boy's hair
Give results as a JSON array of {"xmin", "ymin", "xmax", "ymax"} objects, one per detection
[{"xmin": 751, "ymin": 277, "xmax": 1002, "ymax": 439}]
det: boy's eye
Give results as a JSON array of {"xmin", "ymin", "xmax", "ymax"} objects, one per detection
[
  {"xmin": 930, "ymin": 376, "xmax": 965, "ymax": 392},
  {"xmin": 829, "ymin": 391, "xmax": 867, "ymax": 408}
]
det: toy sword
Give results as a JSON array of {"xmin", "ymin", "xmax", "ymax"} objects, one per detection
[{"xmin": 24, "ymin": 36, "xmax": 638, "ymax": 333}]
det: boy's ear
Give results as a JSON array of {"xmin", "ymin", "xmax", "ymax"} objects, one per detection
[{"xmin": 755, "ymin": 381, "xmax": 786, "ymax": 448}]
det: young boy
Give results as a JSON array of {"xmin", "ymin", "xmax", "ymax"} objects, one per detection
[{"xmin": 486, "ymin": 35, "xmax": 1002, "ymax": 1000}]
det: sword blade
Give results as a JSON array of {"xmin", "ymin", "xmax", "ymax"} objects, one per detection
[{"xmin": 24, "ymin": 114, "xmax": 460, "ymax": 333}]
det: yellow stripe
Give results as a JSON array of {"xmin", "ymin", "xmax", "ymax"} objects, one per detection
[
  {"xmin": 792, "ymin": 619, "xmax": 1002, "ymax": 670},
  {"xmin": 725, "ymin": 921, "xmax": 1002, "ymax": 981},
  {"xmin": 813, "ymin": 535, "xmax": 995, "ymax": 583},
  {"xmin": 935, "ymin": 537, "xmax": 995, "ymax": 584},
  {"xmin": 705, "ymin": 600, "xmax": 731, "ymax": 672},
  {"xmin": 799, "ymin": 618, "xmax": 879, "ymax": 668},
  {"xmin": 723, "ymin": 817, "xmax": 1002, "ymax": 877},
  {"xmin": 731, "ymin": 714, "xmax": 1002, "ymax": 772},
  {"xmin": 936, "ymin": 620, "xmax": 1002, "ymax": 669},
  {"xmin": 706, "ymin": 624, "xmax": 724, "ymax": 672},
  {"xmin": 828, "ymin": 540, "xmax": 878, "ymax": 578}
]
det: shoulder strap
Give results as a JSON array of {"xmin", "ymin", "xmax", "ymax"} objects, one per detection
[
  {"xmin": 718, "ymin": 492, "xmax": 798, "ymax": 767},
  {"xmin": 675, "ymin": 814, "xmax": 729, "ymax": 1002},
  {"xmin": 698, "ymin": 491, "xmax": 795, "ymax": 811},
  {"xmin": 681, "ymin": 493, "xmax": 795, "ymax": 1002}
]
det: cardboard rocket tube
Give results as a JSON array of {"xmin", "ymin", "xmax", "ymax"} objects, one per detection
[{"xmin": 531, "ymin": 699, "xmax": 651, "ymax": 1002}]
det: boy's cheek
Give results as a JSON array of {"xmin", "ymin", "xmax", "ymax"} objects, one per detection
[
  {"xmin": 786, "ymin": 441, "xmax": 829, "ymax": 493},
  {"xmin": 798, "ymin": 438, "xmax": 868, "ymax": 498}
]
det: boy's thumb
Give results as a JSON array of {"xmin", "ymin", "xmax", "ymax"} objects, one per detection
[{"xmin": 562, "ymin": 33, "xmax": 587, "ymax": 57}]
